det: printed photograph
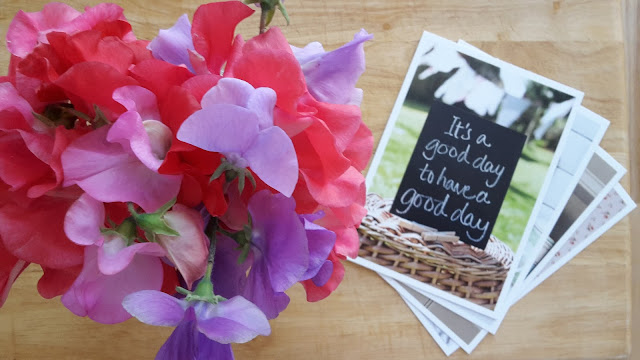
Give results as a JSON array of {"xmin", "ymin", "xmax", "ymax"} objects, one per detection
[
  {"xmin": 509, "ymin": 108, "xmax": 608, "ymax": 286},
  {"xmin": 528, "ymin": 150, "xmax": 619, "ymax": 271},
  {"xmin": 357, "ymin": 33, "xmax": 580, "ymax": 311}
]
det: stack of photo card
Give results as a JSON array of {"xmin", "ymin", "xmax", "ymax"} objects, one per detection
[{"xmin": 352, "ymin": 31, "xmax": 636, "ymax": 355}]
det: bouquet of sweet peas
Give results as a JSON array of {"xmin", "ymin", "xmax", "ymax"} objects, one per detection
[{"xmin": 0, "ymin": 1, "xmax": 372, "ymax": 358}]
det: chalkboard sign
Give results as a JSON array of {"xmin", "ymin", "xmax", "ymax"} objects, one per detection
[{"xmin": 390, "ymin": 101, "xmax": 526, "ymax": 249}]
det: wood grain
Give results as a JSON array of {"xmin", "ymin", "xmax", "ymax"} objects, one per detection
[
  {"xmin": 623, "ymin": 1, "xmax": 640, "ymax": 359},
  {"xmin": 0, "ymin": 0, "xmax": 634, "ymax": 359}
]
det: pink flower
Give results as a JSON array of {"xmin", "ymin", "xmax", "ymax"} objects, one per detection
[
  {"xmin": 7, "ymin": 3, "xmax": 135, "ymax": 58},
  {"xmin": 155, "ymin": 204, "xmax": 209, "ymax": 289},
  {"xmin": 64, "ymin": 194, "xmax": 166, "ymax": 274},
  {"xmin": 61, "ymin": 86, "xmax": 182, "ymax": 212},
  {"xmin": 61, "ymin": 245, "xmax": 164, "ymax": 324}
]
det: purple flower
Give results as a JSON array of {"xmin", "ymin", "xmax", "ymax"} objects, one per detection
[
  {"xmin": 123, "ymin": 290, "xmax": 271, "ymax": 360},
  {"xmin": 299, "ymin": 212, "xmax": 336, "ymax": 283},
  {"xmin": 177, "ymin": 78, "xmax": 298, "ymax": 197},
  {"xmin": 214, "ymin": 190, "xmax": 336, "ymax": 319},
  {"xmin": 148, "ymin": 14, "xmax": 195, "ymax": 72},
  {"xmin": 242, "ymin": 190, "xmax": 307, "ymax": 318},
  {"xmin": 292, "ymin": 29, "xmax": 372, "ymax": 105}
]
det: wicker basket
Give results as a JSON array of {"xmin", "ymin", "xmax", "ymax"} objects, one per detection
[{"xmin": 358, "ymin": 194, "xmax": 514, "ymax": 309}]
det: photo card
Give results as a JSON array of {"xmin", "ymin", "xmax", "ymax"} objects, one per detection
[{"xmin": 353, "ymin": 30, "xmax": 583, "ymax": 318}]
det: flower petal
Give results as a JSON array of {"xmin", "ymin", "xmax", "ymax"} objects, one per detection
[
  {"xmin": 156, "ymin": 204, "xmax": 208, "ymax": 288},
  {"xmin": 295, "ymin": 29, "xmax": 372, "ymax": 105},
  {"xmin": 6, "ymin": 3, "xmax": 81, "ymax": 57},
  {"xmin": 242, "ymin": 261, "xmax": 290, "ymax": 319},
  {"xmin": 247, "ymin": 87, "xmax": 277, "ymax": 130},
  {"xmin": 196, "ymin": 337, "xmax": 234, "ymax": 360},
  {"xmin": 177, "ymin": 104, "xmax": 259, "ymax": 154},
  {"xmin": 248, "ymin": 191, "xmax": 308, "ymax": 292},
  {"xmin": 191, "ymin": 1, "xmax": 254, "ymax": 74},
  {"xmin": 149, "ymin": 14, "xmax": 195, "ymax": 72},
  {"xmin": 299, "ymin": 215, "xmax": 336, "ymax": 281},
  {"xmin": 342, "ymin": 121, "xmax": 373, "ymax": 172},
  {"xmin": 211, "ymin": 235, "xmax": 249, "ymax": 299},
  {"xmin": 98, "ymin": 239, "xmax": 166, "ymax": 275},
  {"xmin": 62, "ymin": 125, "xmax": 182, "ymax": 213},
  {"xmin": 300, "ymin": 251, "xmax": 345, "ymax": 302},
  {"xmin": 244, "ymin": 126, "xmax": 298, "ymax": 197},
  {"xmin": 155, "ymin": 317, "xmax": 198, "ymax": 360},
  {"xmin": 112, "ymin": 85, "xmax": 161, "ymax": 121},
  {"xmin": 311, "ymin": 260, "xmax": 333, "ymax": 287},
  {"xmin": 107, "ymin": 111, "xmax": 163, "ymax": 171},
  {"xmin": 201, "ymin": 77, "xmax": 254, "ymax": 108},
  {"xmin": 64, "ymin": 193, "xmax": 105, "ymax": 246},
  {"xmin": 229, "ymin": 28, "xmax": 305, "ymax": 112},
  {"xmin": 123, "ymin": 290, "xmax": 187, "ymax": 326},
  {"xmin": 0, "ymin": 193, "xmax": 84, "ymax": 269},
  {"xmin": 37, "ymin": 264, "xmax": 82, "ymax": 299},
  {"xmin": 61, "ymin": 246, "xmax": 164, "ymax": 324},
  {"xmin": 195, "ymin": 296, "xmax": 271, "ymax": 344},
  {"xmin": 54, "ymin": 61, "xmax": 138, "ymax": 120},
  {"xmin": 0, "ymin": 239, "xmax": 29, "ymax": 307}
]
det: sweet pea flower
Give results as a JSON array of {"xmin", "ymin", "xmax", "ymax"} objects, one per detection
[
  {"xmin": 154, "ymin": 204, "xmax": 209, "ymax": 288},
  {"xmin": 236, "ymin": 190, "xmax": 335, "ymax": 318},
  {"xmin": 147, "ymin": 2, "xmax": 254, "ymax": 76},
  {"xmin": 64, "ymin": 193, "xmax": 166, "ymax": 275},
  {"xmin": 292, "ymin": 29, "xmax": 372, "ymax": 106},
  {"xmin": 148, "ymin": 14, "xmax": 195, "ymax": 72},
  {"xmin": 61, "ymin": 86, "xmax": 182, "ymax": 213},
  {"xmin": 177, "ymin": 78, "xmax": 298, "ymax": 197},
  {"xmin": 241, "ymin": 190, "xmax": 308, "ymax": 318},
  {"xmin": 123, "ymin": 290, "xmax": 270, "ymax": 360},
  {"xmin": 61, "ymin": 245, "xmax": 164, "ymax": 324},
  {"xmin": 6, "ymin": 3, "xmax": 136, "ymax": 58}
]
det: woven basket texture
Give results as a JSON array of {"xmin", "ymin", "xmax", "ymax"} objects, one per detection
[{"xmin": 358, "ymin": 194, "xmax": 514, "ymax": 309}]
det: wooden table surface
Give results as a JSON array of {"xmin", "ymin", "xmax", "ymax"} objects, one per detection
[{"xmin": 0, "ymin": 0, "xmax": 635, "ymax": 359}]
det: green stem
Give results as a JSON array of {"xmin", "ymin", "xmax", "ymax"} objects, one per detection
[
  {"xmin": 207, "ymin": 217, "xmax": 219, "ymax": 269},
  {"xmin": 259, "ymin": 2, "xmax": 268, "ymax": 34}
]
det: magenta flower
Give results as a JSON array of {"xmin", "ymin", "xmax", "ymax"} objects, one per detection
[
  {"xmin": 177, "ymin": 78, "xmax": 298, "ymax": 197},
  {"xmin": 123, "ymin": 290, "xmax": 270, "ymax": 360},
  {"xmin": 64, "ymin": 193, "xmax": 166, "ymax": 275},
  {"xmin": 61, "ymin": 86, "xmax": 182, "ymax": 212},
  {"xmin": 291, "ymin": 29, "xmax": 372, "ymax": 105}
]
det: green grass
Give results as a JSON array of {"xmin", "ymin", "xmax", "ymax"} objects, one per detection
[
  {"xmin": 370, "ymin": 104, "xmax": 429, "ymax": 198},
  {"xmin": 494, "ymin": 143, "xmax": 553, "ymax": 251},
  {"xmin": 368, "ymin": 103, "xmax": 556, "ymax": 252}
]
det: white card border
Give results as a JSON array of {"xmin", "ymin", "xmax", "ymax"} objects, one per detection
[{"xmin": 353, "ymin": 30, "xmax": 584, "ymax": 319}]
